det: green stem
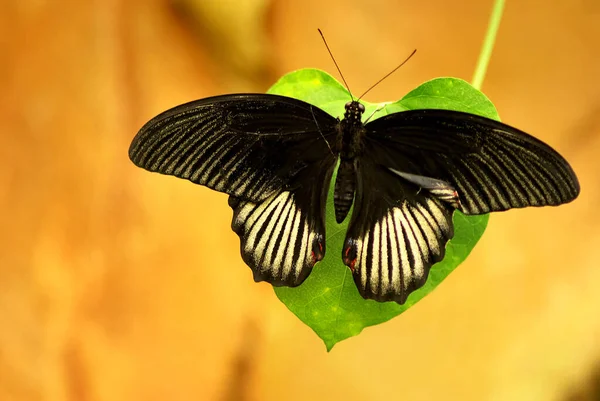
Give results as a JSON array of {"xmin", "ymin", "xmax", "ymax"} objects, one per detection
[{"xmin": 471, "ymin": 0, "xmax": 506, "ymax": 90}]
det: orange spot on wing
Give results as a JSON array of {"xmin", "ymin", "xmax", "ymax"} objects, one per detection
[{"xmin": 344, "ymin": 246, "xmax": 357, "ymax": 272}]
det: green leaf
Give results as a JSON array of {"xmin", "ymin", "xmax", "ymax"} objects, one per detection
[{"xmin": 267, "ymin": 69, "xmax": 497, "ymax": 350}]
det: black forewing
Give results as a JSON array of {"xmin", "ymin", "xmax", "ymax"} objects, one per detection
[
  {"xmin": 363, "ymin": 109, "xmax": 580, "ymax": 215},
  {"xmin": 343, "ymin": 157, "xmax": 454, "ymax": 304},
  {"xmin": 129, "ymin": 94, "xmax": 339, "ymax": 202}
]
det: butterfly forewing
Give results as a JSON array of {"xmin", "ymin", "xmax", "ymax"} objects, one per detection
[
  {"xmin": 129, "ymin": 94, "xmax": 339, "ymax": 202},
  {"xmin": 363, "ymin": 109, "xmax": 580, "ymax": 215}
]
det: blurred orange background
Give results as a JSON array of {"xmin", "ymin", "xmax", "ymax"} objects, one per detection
[{"xmin": 1, "ymin": 0, "xmax": 599, "ymax": 400}]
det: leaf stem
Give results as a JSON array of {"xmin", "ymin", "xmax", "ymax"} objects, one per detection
[{"xmin": 471, "ymin": 0, "xmax": 506, "ymax": 90}]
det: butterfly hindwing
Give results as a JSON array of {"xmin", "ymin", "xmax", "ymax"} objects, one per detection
[
  {"xmin": 229, "ymin": 157, "xmax": 336, "ymax": 286},
  {"xmin": 364, "ymin": 109, "xmax": 580, "ymax": 214},
  {"xmin": 129, "ymin": 94, "xmax": 338, "ymax": 202},
  {"xmin": 343, "ymin": 157, "xmax": 455, "ymax": 304}
]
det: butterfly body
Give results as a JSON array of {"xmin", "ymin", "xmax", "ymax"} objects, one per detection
[
  {"xmin": 129, "ymin": 92, "xmax": 579, "ymax": 304},
  {"xmin": 337, "ymin": 101, "xmax": 367, "ymax": 160},
  {"xmin": 331, "ymin": 101, "xmax": 368, "ymax": 223}
]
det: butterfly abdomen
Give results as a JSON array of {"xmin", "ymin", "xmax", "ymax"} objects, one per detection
[{"xmin": 333, "ymin": 160, "xmax": 357, "ymax": 223}]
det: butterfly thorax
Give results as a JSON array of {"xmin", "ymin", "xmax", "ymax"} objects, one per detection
[
  {"xmin": 337, "ymin": 101, "xmax": 366, "ymax": 160},
  {"xmin": 333, "ymin": 101, "xmax": 366, "ymax": 223}
]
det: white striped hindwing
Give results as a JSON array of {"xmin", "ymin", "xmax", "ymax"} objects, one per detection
[
  {"xmin": 343, "ymin": 160, "xmax": 455, "ymax": 303},
  {"xmin": 343, "ymin": 198, "xmax": 454, "ymax": 303},
  {"xmin": 229, "ymin": 191, "xmax": 326, "ymax": 286}
]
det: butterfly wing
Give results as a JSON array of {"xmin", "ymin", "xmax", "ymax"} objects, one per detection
[
  {"xmin": 343, "ymin": 157, "xmax": 454, "ymax": 304},
  {"xmin": 363, "ymin": 109, "xmax": 580, "ymax": 214},
  {"xmin": 344, "ymin": 109, "xmax": 579, "ymax": 303},
  {"xmin": 129, "ymin": 93, "xmax": 338, "ymax": 202},
  {"xmin": 229, "ymin": 155, "xmax": 336, "ymax": 286},
  {"xmin": 129, "ymin": 94, "xmax": 339, "ymax": 287}
]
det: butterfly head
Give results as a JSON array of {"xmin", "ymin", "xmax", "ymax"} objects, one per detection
[{"xmin": 344, "ymin": 101, "xmax": 366, "ymax": 124}]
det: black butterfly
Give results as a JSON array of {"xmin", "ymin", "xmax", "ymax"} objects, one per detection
[{"xmin": 129, "ymin": 92, "xmax": 579, "ymax": 304}]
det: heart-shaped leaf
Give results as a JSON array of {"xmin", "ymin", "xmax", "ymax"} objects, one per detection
[{"xmin": 267, "ymin": 69, "xmax": 498, "ymax": 350}]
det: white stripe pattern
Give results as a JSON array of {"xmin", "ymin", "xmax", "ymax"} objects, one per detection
[
  {"xmin": 231, "ymin": 191, "xmax": 323, "ymax": 285},
  {"xmin": 347, "ymin": 198, "xmax": 453, "ymax": 303}
]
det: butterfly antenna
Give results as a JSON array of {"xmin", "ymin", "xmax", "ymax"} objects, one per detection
[
  {"xmin": 318, "ymin": 28, "xmax": 354, "ymax": 100},
  {"xmin": 358, "ymin": 49, "xmax": 417, "ymax": 101}
]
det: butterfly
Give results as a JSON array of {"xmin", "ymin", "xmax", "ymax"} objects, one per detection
[{"xmin": 128, "ymin": 86, "xmax": 580, "ymax": 305}]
